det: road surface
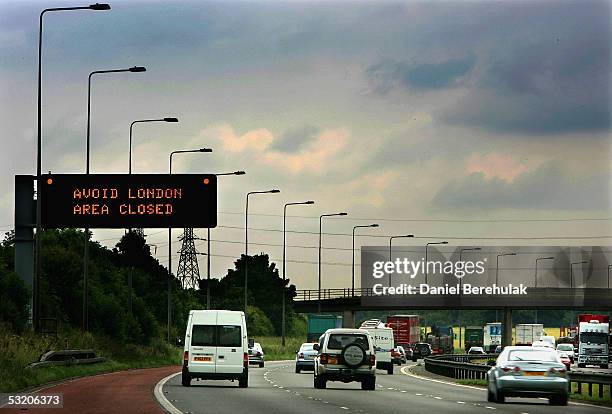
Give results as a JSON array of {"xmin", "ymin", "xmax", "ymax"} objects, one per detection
[{"xmin": 160, "ymin": 361, "xmax": 609, "ymax": 414}]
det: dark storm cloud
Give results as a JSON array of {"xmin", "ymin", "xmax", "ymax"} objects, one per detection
[
  {"xmin": 271, "ymin": 125, "xmax": 320, "ymax": 153},
  {"xmin": 366, "ymin": 54, "xmax": 476, "ymax": 94},
  {"xmin": 432, "ymin": 162, "xmax": 611, "ymax": 210}
]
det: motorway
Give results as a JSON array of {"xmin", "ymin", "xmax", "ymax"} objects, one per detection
[{"xmin": 160, "ymin": 361, "xmax": 610, "ymax": 414}]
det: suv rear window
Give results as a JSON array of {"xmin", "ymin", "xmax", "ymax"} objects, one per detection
[
  {"xmin": 191, "ymin": 325, "xmax": 242, "ymax": 347},
  {"xmin": 327, "ymin": 334, "xmax": 369, "ymax": 350}
]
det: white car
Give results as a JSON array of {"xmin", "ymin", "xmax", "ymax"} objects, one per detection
[
  {"xmin": 181, "ymin": 310, "xmax": 249, "ymax": 388},
  {"xmin": 313, "ymin": 328, "xmax": 377, "ymax": 390},
  {"xmin": 532, "ymin": 340, "xmax": 554, "ymax": 349},
  {"xmin": 556, "ymin": 343, "xmax": 575, "ymax": 362},
  {"xmin": 248, "ymin": 342, "xmax": 265, "ymax": 367}
]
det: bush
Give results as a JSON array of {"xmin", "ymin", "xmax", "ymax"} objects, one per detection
[{"xmin": 0, "ymin": 271, "xmax": 30, "ymax": 332}]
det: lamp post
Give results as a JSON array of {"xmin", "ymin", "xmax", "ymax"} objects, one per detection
[
  {"xmin": 245, "ymin": 190, "xmax": 280, "ymax": 313},
  {"xmin": 388, "ymin": 235, "xmax": 414, "ymax": 286},
  {"xmin": 425, "ymin": 241, "xmax": 448, "ymax": 284},
  {"xmin": 457, "ymin": 247, "xmax": 481, "ymax": 349},
  {"xmin": 534, "ymin": 256, "xmax": 554, "ymax": 324},
  {"xmin": 35, "ymin": 2, "xmax": 110, "ymax": 333},
  {"xmin": 167, "ymin": 148, "xmax": 212, "ymax": 341},
  {"xmin": 496, "ymin": 252, "xmax": 517, "ymax": 285},
  {"xmin": 319, "ymin": 212, "xmax": 348, "ymax": 313},
  {"xmin": 206, "ymin": 171, "xmax": 246, "ymax": 310},
  {"xmin": 129, "ymin": 118, "xmax": 178, "ymax": 173},
  {"xmin": 282, "ymin": 201, "xmax": 314, "ymax": 346},
  {"xmin": 353, "ymin": 224, "xmax": 379, "ymax": 296},
  {"xmin": 570, "ymin": 261, "xmax": 588, "ymax": 288},
  {"xmin": 534, "ymin": 256, "xmax": 554, "ymax": 288},
  {"xmin": 82, "ymin": 65, "xmax": 146, "ymax": 331}
]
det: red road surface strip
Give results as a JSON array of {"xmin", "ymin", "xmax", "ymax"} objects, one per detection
[{"xmin": 2, "ymin": 366, "xmax": 181, "ymax": 413}]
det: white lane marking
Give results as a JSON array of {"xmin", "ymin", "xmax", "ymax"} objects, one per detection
[
  {"xmin": 457, "ymin": 401, "xmax": 466, "ymax": 404},
  {"xmin": 415, "ymin": 393, "xmax": 422, "ymax": 396},
  {"xmin": 153, "ymin": 372, "xmax": 183, "ymax": 414},
  {"xmin": 401, "ymin": 390, "xmax": 407, "ymax": 393},
  {"xmin": 434, "ymin": 396, "xmax": 442, "ymax": 400},
  {"xmin": 485, "ymin": 407, "xmax": 496, "ymax": 410},
  {"xmin": 340, "ymin": 407, "xmax": 349, "ymax": 410}
]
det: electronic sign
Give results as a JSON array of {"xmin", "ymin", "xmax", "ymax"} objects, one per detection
[{"xmin": 40, "ymin": 174, "xmax": 216, "ymax": 228}]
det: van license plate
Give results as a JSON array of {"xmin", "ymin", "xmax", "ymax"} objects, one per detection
[{"xmin": 194, "ymin": 356, "xmax": 212, "ymax": 362}]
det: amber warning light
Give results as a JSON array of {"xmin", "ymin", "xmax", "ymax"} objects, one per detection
[{"xmin": 40, "ymin": 174, "xmax": 217, "ymax": 229}]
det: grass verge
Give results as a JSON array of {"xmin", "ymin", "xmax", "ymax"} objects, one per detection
[
  {"xmin": 0, "ymin": 327, "xmax": 181, "ymax": 393},
  {"xmin": 251, "ymin": 336, "xmax": 304, "ymax": 361}
]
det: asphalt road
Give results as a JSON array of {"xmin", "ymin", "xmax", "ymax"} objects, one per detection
[{"xmin": 160, "ymin": 361, "xmax": 609, "ymax": 414}]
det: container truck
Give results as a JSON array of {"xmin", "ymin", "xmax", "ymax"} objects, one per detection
[
  {"xmin": 515, "ymin": 324, "xmax": 544, "ymax": 346},
  {"xmin": 386, "ymin": 315, "xmax": 420, "ymax": 347},
  {"xmin": 464, "ymin": 326, "xmax": 484, "ymax": 350},
  {"xmin": 483, "ymin": 322, "xmax": 502, "ymax": 353},
  {"xmin": 427, "ymin": 325, "xmax": 454, "ymax": 354},
  {"xmin": 577, "ymin": 318, "xmax": 609, "ymax": 369},
  {"xmin": 307, "ymin": 314, "xmax": 342, "ymax": 342}
]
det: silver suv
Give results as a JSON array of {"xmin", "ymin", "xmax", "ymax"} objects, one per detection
[{"xmin": 313, "ymin": 328, "xmax": 376, "ymax": 390}]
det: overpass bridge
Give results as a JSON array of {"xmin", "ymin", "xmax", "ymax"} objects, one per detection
[{"xmin": 293, "ymin": 287, "xmax": 612, "ymax": 346}]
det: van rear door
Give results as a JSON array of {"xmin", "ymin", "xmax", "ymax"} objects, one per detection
[
  {"xmin": 216, "ymin": 312, "xmax": 244, "ymax": 374},
  {"xmin": 189, "ymin": 312, "xmax": 217, "ymax": 374}
]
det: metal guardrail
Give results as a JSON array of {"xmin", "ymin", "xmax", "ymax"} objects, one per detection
[
  {"xmin": 294, "ymin": 288, "xmax": 373, "ymax": 301},
  {"xmin": 424, "ymin": 354, "xmax": 612, "ymax": 399}
]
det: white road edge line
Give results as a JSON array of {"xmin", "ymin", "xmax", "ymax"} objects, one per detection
[
  {"xmin": 154, "ymin": 372, "xmax": 183, "ymax": 414},
  {"xmin": 400, "ymin": 365, "xmax": 612, "ymax": 411}
]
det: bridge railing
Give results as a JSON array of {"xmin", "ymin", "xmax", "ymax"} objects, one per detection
[
  {"xmin": 294, "ymin": 288, "xmax": 374, "ymax": 301},
  {"xmin": 424, "ymin": 354, "xmax": 612, "ymax": 399}
]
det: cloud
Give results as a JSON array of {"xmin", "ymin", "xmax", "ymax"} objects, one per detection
[
  {"xmin": 271, "ymin": 125, "xmax": 321, "ymax": 153},
  {"xmin": 432, "ymin": 161, "xmax": 611, "ymax": 210},
  {"xmin": 217, "ymin": 125, "xmax": 274, "ymax": 153},
  {"xmin": 466, "ymin": 153, "xmax": 530, "ymax": 182},
  {"xmin": 366, "ymin": 54, "xmax": 476, "ymax": 94}
]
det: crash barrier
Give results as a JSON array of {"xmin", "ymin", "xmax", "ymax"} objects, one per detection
[
  {"xmin": 424, "ymin": 354, "xmax": 612, "ymax": 399},
  {"xmin": 27, "ymin": 349, "xmax": 105, "ymax": 369}
]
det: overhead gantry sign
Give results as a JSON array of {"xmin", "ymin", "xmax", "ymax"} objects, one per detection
[{"xmin": 40, "ymin": 174, "xmax": 217, "ymax": 228}]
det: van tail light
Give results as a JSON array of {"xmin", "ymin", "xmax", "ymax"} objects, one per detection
[
  {"xmin": 183, "ymin": 351, "xmax": 189, "ymax": 364},
  {"xmin": 320, "ymin": 353, "xmax": 329, "ymax": 365},
  {"xmin": 243, "ymin": 353, "xmax": 249, "ymax": 368},
  {"xmin": 299, "ymin": 353, "xmax": 304, "ymax": 359},
  {"xmin": 368, "ymin": 354, "xmax": 376, "ymax": 367}
]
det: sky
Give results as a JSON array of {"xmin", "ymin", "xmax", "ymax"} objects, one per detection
[{"xmin": 1, "ymin": 0, "xmax": 611, "ymax": 291}]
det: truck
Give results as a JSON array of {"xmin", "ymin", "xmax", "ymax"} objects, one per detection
[
  {"xmin": 307, "ymin": 314, "xmax": 342, "ymax": 342},
  {"xmin": 386, "ymin": 315, "xmax": 419, "ymax": 348},
  {"xmin": 483, "ymin": 322, "xmax": 502, "ymax": 353},
  {"xmin": 360, "ymin": 319, "xmax": 395, "ymax": 374},
  {"xmin": 577, "ymin": 318, "xmax": 609, "ymax": 369},
  {"xmin": 515, "ymin": 324, "xmax": 544, "ymax": 346},
  {"xmin": 427, "ymin": 325, "xmax": 454, "ymax": 354},
  {"xmin": 464, "ymin": 326, "xmax": 484, "ymax": 350}
]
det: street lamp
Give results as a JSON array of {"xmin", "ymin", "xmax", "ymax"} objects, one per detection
[
  {"xmin": 35, "ymin": 3, "xmax": 110, "ymax": 333},
  {"xmin": 496, "ymin": 252, "xmax": 517, "ymax": 285},
  {"xmin": 425, "ymin": 241, "xmax": 448, "ymax": 284},
  {"xmin": 534, "ymin": 256, "xmax": 554, "ymax": 288},
  {"xmin": 282, "ymin": 201, "xmax": 315, "ymax": 346},
  {"xmin": 129, "ymin": 117, "xmax": 178, "ymax": 173},
  {"xmin": 82, "ymin": 65, "xmax": 146, "ymax": 331},
  {"xmin": 570, "ymin": 261, "xmax": 588, "ymax": 288},
  {"xmin": 167, "ymin": 148, "xmax": 212, "ymax": 341},
  {"xmin": 245, "ymin": 190, "xmax": 280, "ymax": 313},
  {"xmin": 206, "ymin": 171, "xmax": 246, "ymax": 310},
  {"xmin": 353, "ymin": 224, "xmax": 379, "ymax": 296},
  {"xmin": 388, "ymin": 234, "xmax": 414, "ymax": 286},
  {"xmin": 319, "ymin": 212, "xmax": 348, "ymax": 313}
]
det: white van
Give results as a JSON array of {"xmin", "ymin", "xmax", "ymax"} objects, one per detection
[
  {"xmin": 181, "ymin": 310, "xmax": 249, "ymax": 388},
  {"xmin": 359, "ymin": 319, "xmax": 395, "ymax": 374}
]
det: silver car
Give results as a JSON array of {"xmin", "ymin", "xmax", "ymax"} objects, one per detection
[
  {"xmin": 295, "ymin": 343, "xmax": 318, "ymax": 373},
  {"xmin": 487, "ymin": 346, "xmax": 568, "ymax": 405}
]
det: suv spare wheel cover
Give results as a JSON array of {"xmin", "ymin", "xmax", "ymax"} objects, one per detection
[{"xmin": 342, "ymin": 344, "xmax": 366, "ymax": 367}]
